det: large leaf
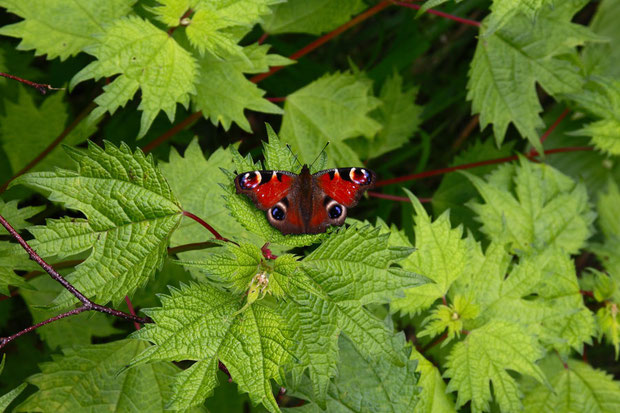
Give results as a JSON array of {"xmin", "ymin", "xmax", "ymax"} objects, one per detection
[
  {"xmin": 15, "ymin": 340, "xmax": 198, "ymax": 413},
  {"xmin": 0, "ymin": 355, "xmax": 27, "ymax": 413},
  {"xmin": 583, "ymin": 0, "xmax": 620, "ymax": 79},
  {"xmin": 0, "ymin": 0, "xmax": 135, "ymax": 60},
  {"xmin": 465, "ymin": 157, "xmax": 594, "ymax": 255},
  {"xmin": 467, "ymin": 0, "xmax": 600, "ymax": 152},
  {"xmin": 70, "ymin": 16, "xmax": 197, "ymax": 138},
  {"xmin": 12, "ymin": 142, "xmax": 182, "ymax": 306},
  {"xmin": 279, "ymin": 72, "xmax": 382, "ymax": 166}
]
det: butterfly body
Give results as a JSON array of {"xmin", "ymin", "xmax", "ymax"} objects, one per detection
[{"xmin": 235, "ymin": 165, "xmax": 376, "ymax": 235}]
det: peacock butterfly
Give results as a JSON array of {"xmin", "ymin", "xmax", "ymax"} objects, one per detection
[{"xmin": 235, "ymin": 165, "xmax": 376, "ymax": 235}]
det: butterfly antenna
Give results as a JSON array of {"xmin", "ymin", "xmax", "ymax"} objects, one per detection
[
  {"xmin": 310, "ymin": 141, "xmax": 330, "ymax": 168},
  {"xmin": 286, "ymin": 144, "xmax": 302, "ymax": 168}
]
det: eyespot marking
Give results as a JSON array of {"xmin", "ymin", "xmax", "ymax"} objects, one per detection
[
  {"xmin": 349, "ymin": 168, "xmax": 371, "ymax": 185},
  {"xmin": 240, "ymin": 171, "xmax": 261, "ymax": 189}
]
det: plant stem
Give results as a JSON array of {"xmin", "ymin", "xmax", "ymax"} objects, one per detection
[
  {"xmin": 394, "ymin": 1, "xmax": 481, "ymax": 27},
  {"xmin": 182, "ymin": 211, "xmax": 235, "ymax": 243},
  {"xmin": 0, "ymin": 72, "xmax": 60, "ymax": 95},
  {"xmin": 367, "ymin": 191, "xmax": 431, "ymax": 203}
]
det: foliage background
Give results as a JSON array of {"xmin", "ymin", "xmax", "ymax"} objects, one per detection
[{"xmin": 0, "ymin": 0, "xmax": 620, "ymax": 412}]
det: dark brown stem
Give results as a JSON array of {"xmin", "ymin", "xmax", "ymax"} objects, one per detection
[
  {"xmin": 0, "ymin": 213, "xmax": 152, "ymax": 350},
  {"xmin": 0, "ymin": 102, "xmax": 96, "ymax": 193},
  {"xmin": 0, "ymin": 72, "xmax": 61, "ymax": 95}
]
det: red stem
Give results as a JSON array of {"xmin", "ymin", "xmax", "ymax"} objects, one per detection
[
  {"xmin": 0, "ymin": 72, "xmax": 59, "ymax": 95},
  {"xmin": 374, "ymin": 147, "xmax": 593, "ymax": 188},
  {"xmin": 266, "ymin": 97, "xmax": 286, "ymax": 102},
  {"xmin": 182, "ymin": 211, "xmax": 235, "ymax": 243},
  {"xmin": 394, "ymin": 1, "xmax": 481, "ymax": 27},
  {"xmin": 258, "ymin": 32, "xmax": 269, "ymax": 45},
  {"xmin": 125, "ymin": 296, "xmax": 141, "ymax": 330},
  {"xmin": 528, "ymin": 109, "xmax": 570, "ymax": 156},
  {"xmin": 368, "ymin": 191, "xmax": 431, "ymax": 203}
]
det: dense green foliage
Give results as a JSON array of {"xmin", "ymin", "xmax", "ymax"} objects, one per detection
[{"xmin": 1, "ymin": 1, "xmax": 619, "ymax": 412}]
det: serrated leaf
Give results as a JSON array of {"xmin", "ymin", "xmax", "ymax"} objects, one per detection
[
  {"xmin": 444, "ymin": 321, "xmax": 546, "ymax": 413},
  {"xmin": 597, "ymin": 302, "xmax": 620, "ymax": 359},
  {"xmin": 465, "ymin": 157, "xmax": 594, "ymax": 255},
  {"xmin": 0, "ymin": 241, "xmax": 38, "ymax": 295},
  {"xmin": 262, "ymin": 0, "xmax": 365, "ymax": 35},
  {"xmin": 353, "ymin": 72, "xmax": 422, "ymax": 159},
  {"xmin": 288, "ymin": 225, "xmax": 423, "ymax": 406},
  {"xmin": 391, "ymin": 191, "xmax": 469, "ymax": 316},
  {"xmin": 70, "ymin": 16, "xmax": 197, "ymax": 138},
  {"xmin": 280, "ymin": 71, "xmax": 382, "ymax": 166},
  {"xmin": 284, "ymin": 336, "xmax": 419, "ymax": 413},
  {"xmin": 468, "ymin": 0, "xmax": 601, "ymax": 152},
  {"xmin": 192, "ymin": 49, "xmax": 283, "ymax": 132},
  {"xmin": 0, "ymin": 355, "xmax": 27, "ymax": 413},
  {"xmin": 184, "ymin": 0, "xmax": 281, "ymax": 59},
  {"xmin": 12, "ymin": 142, "xmax": 182, "ymax": 306},
  {"xmin": 0, "ymin": 90, "xmax": 97, "ymax": 175},
  {"xmin": 523, "ymin": 357, "xmax": 620, "ymax": 412},
  {"xmin": 569, "ymin": 77, "xmax": 620, "ymax": 155},
  {"xmin": 0, "ymin": 198, "xmax": 43, "ymax": 236},
  {"xmin": 20, "ymin": 276, "xmax": 121, "ymax": 350},
  {"xmin": 0, "ymin": 0, "xmax": 135, "ymax": 61},
  {"xmin": 15, "ymin": 340, "xmax": 194, "ymax": 413},
  {"xmin": 167, "ymin": 359, "xmax": 218, "ymax": 410},
  {"xmin": 485, "ymin": 0, "xmax": 555, "ymax": 36},
  {"xmin": 410, "ymin": 349, "xmax": 456, "ymax": 413},
  {"xmin": 131, "ymin": 282, "xmax": 292, "ymax": 413}
]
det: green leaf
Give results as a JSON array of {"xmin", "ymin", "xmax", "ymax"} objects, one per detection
[
  {"xmin": 20, "ymin": 276, "xmax": 121, "ymax": 350},
  {"xmin": 12, "ymin": 142, "xmax": 183, "ymax": 306},
  {"xmin": 0, "ymin": 0, "xmax": 135, "ymax": 61},
  {"xmin": 262, "ymin": 0, "xmax": 365, "ymax": 35},
  {"xmin": 410, "ymin": 349, "xmax": 456, "ymax": 413},
  {"xmin": 485, "ymin": 0, "xmax": 555, "ymax": 36},
  {"xmin": 592, "ymin": 236, "xmax": 620, "ymax": 276},
  {"xmin": 284, "ymin": 336, "xmax": 419, "ymax": 413},
  {"xmin": 0, "ymin": 198, "xmax": 43, "ymax": 236},
  {"xmin": 0, "ymin": 90, "xmax": 97, "ymax": 175},
  {"xmin": 280, "ymin": 71, "xmax": 382, "ymax": 166},
  {"xmin": 192, "ymin": 47, "xmax": 285, "ymax": 132},
  {"xmin": 597, "ymin": 179, "xmax": 620, "ymax": 238},
  {"xmin": 569, "ymin": 77, "xmax": 620, "ymax": 155},
  {"xmin": 131, "ymin": 282, "xmax": 292, "ymax": 413},
  {"xmin": 597, "ymin": 302, "xmax": 620, "ymax": 359},
  {"xmin": 467, "ymin": 0, "xmax": 600, "ymax": 152},
  {"xmin": 391, "ymin": 191, "xmax": 469, "ymax": 316},
  {"xmin": 184, "ymin": 0, "xmax": 281, "ymax": 59},
  {"xmin": 0, "ymin": 241, "xmax": 38, "ymax": 295},
  {"xmin": 583, "ymin": 0, "xmax": 620, "ymax": 79},
  {"xmin": 353, "ymin": 72, "xmax": 422, "ymax": 160},
  {"xmin": 15, "ymin": 340, "xmax": 195, "ymax": 413},
  {"xmin": 70, "ymin": 16, "xmax": 197, "ymax": 138},
  {"xmin": 444, "ymin": 321, "xmax": 547, "ymax": 413},
  {"xmin": 288, "ymin": 225, "xmax": 423, "ymax": 406},
  {"xmin": 523, "ymin": 357, "xmax": 620, "ymax": 412},
  {"xmin": 465, "ymin": 157, "xmax": 594, "ymax": 255}
]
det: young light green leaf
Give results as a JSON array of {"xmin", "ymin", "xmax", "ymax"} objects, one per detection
[
  {"xmin": 597, "ymin": 302, "xmax": 620, "ymax": 359},
  {"xmin": 184, "ymin": 0, "xmax": 280, "ymax": 59},
  {"xmin": 465, "ymin": 157, "xmax": 594, "ymax": 255},
  {"xmin": 12, "ymin": 142, "xmax": 183, "ymax": 306},
  {"xmin": 131, "ymin": 282, "xmax": 292, "ymax": 413},
  {"xmin": 15, "ymin": 340, "xmax": 194, "ymax": 413},
  {"xmin": 410, "ymin": 349, "xmax": 457, "ymax": 413},
  {"xmin": 0, "ymin": 90, "xmax": 96, "ymax": 175},
  {"xmin": 192, "ymin": 48, "xmax": 284, "ymax": 132},
  {"xmin": 284, "ymin": 336, "xmax": 419, "ymax": 413},
  {"xmin": 391, "ymin": 190, "xmax": 469, "ymax": 316},
  {"xmin": 444, "ymin": 321, "xmax": 546, "ymax": 413},
  {"xmin": 70, "ymin": 16, "xmax": 197, "ymax": 138},
  {"xmin": 262, "ymin": 0, "xmax": 365, "ymax": 35},
  {"xmin": 280, "ymin": 71, "xmax": 382, "ymax": 166},
  {"xmin": 468, "ymin": 0, "xmax": 601, "ymax": 152},
  {"xmin": 523, "ymin": 357, "xmax": 620, "ymax": 413},
  {"xmin": 354, "ymin": 72, "xmax": 422, "ymax": 159},
  {"xmin": 20, "ymin": 276, "xmax": 121, "ymax": 350},
  {"xmin": 569, "ymin": 77, "xmax": 620, "ymax": 155},
  {"xmin": 0, "ymin": 0, "xmax": 135, "ymax": 61}
]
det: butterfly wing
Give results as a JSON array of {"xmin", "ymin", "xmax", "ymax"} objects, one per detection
[
  {"xmin": 235, "ymin": 170, "xmax": 305, "ymax": 234},
  {"xmin": 314, "ymin": 167, "xmax": 376, "ymax": 206}
]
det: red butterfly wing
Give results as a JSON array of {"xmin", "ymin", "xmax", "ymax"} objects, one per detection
[
  {"xmin": 235, "ymin": 170, "xmax": 296, "ymax": 210},
  {"xmin": 314, "ymin": 167, "xmax": 376, "ymax": 207}
]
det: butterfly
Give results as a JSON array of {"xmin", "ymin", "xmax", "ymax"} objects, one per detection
[{"xmin": 235, "ymin": 165, "xmax": 376, "ymax": 235}]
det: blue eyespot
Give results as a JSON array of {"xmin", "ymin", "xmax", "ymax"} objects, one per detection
[
  {"xmin": 271, "ymin": 207, "xmax": 285, "ymax": 221},
  {"xmin": 328, "ymin": 204, "xmax": 343, "ymax": 219}
]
